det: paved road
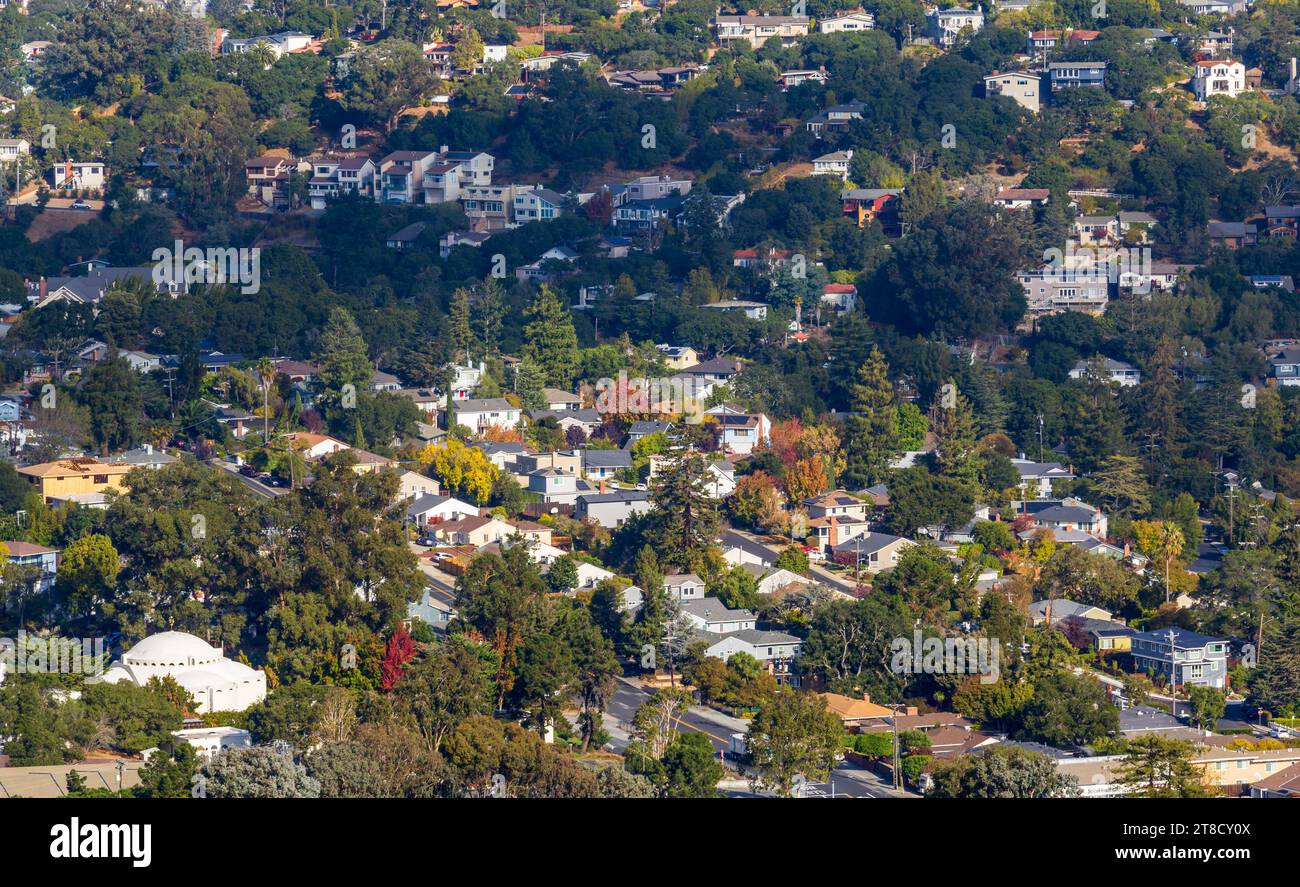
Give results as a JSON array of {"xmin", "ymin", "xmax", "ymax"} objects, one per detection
[
  {"xmin": 211, "ymin": 460, "xmax": 287, "ymax": 499},
  {"xmin": 803, "ymin": 763, "xmax": 914, "ymax": 799},
  {"xmin": 604, "ymin": 677, "xmax": 746, "ymax": 755}
]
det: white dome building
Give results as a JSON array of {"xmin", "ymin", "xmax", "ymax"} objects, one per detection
[{"xmin": 95, "ymin": 631, "xmax": 267, "ymax": 713}]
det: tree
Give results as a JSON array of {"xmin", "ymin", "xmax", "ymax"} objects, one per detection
[
  {"xmin": 305, "ymin": 740, "xmax": 390, "ymax": 798},
  {"xmin": 784, "ymin": 457, "xmax": 828, "ymax": 504},
  {"xmin": 342, "ymin": 40, "xmax": 440, "ymax": 130},
  {"xmin": 746, "ymin": 689, "xmax": 843, "ymax": 796},
  {"xmin": 842, "ymin": 347, "xmax": 899, "ymax": 489},
  {"xmin": 1133, "ymin": 520, "xmax": 1186, "ymax": 604},
  {"xmin": 660, "ymin": 732, "xmax": 724, "ymax": 798},
  {"xmin": 883, "ymin": 466, "xmax": 976, "ymax": 536},
  {"xmin": 627, "ymin": 686, "xmax": 692, "ymax": 772},
  {"xmin": 1014, "ymin": 668, "xmax": 1118, "ymax": 747},
  {"xmin": 1116, "ymin": 735, "xmax": 1217, "ymax": 798},
  {"xmin": 135, "ymin": 742, "xmax": 199, "ymax": 798},
  {"xmin": 927, "ymin": 746, "xmax": 1080, "ymax": 798},
  {"xmin": 380, "ymin": 623, "xmax": 418, "ymax": 691},
  {"xmin": 1090, "ymin": 454, "xmax": 1151, "ymax": 519},
  {"xmin": 316, "ymin": 307, "xmax": 372, "ymax": 395},
  {"xmin": 522, "ymin": 285, "xmax": 579, "ymax": 388},
  {"xmin": 397, "ymin": 638, "xmax": 495, "ymax": 752},
  {"xmin": 199, "ymin": 746, "xmax": 322, "ymax": 798},
  {"xmin": 78, "ymin": 356, "xmax": 144, "ymax": 453},
  {"xmin": 649, "ymin": 448, "xmax": 721, "ymax": 568},
  {"xmin": 55, "ymin": 533, "xmax": 120, "ymax": 619},
  {"xmin": 418, "ymin": 439, "xmax": 499, "ymax": 503},
  {"xmin": 929, "ymin": 381, "xmax": 979, "ymax": 484},
  {"xmin": 1187, "ymin": 685, "xmax": 1226, "ymax": 731}
]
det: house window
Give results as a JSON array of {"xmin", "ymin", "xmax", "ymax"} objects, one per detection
[{"xmin": 93, "ymin": 474, "xmax": 108, "ymax": 484}]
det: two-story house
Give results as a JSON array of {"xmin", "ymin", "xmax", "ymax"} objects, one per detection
[
  {"xmin": 712, "ymin": 14, "xmax": 810, "ymax": 49},
  {"xmin": 1130, "ymin": 628, "xmax": 1229, "ymax": 690}
]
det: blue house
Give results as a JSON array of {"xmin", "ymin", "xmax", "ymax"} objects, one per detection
[
  {"xmin": 1048, "ymin": 61, "xmax": 1106, "ymax": 91},
  {"xmin": 1130, "ymin": 627, "xmax": 1228, "ymax": 690}
]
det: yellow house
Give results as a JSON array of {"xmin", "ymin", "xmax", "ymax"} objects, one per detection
[{"xmin": 17, "ymin": 458, "xmax": 133, "ymax": 504}]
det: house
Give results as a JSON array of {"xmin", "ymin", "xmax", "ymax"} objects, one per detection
[
  {"xmin": 1011, "ymin": 457, "xmax": 1074, "ymax": 498},
  {"xmin": 808, "ymin": 514, "xmax": 871, "ymax": 549},
  {"xmin": 1208, "ymin": 220, "xmax": 1259, "ymax": 249},
  {"xmin": 472, "ymin": 441, "xmax": 530, "ymax": 471},
  {"xmin": 983, "ymin": 71, "xmax": 1042, "ymax": 114},
  {"xmin": 2, "ymin": 541, "xmax": 58, "ymax": 594},
  {"xmin": 1130, "ymin": 628, "xmax": 1229, "ymax": 690},
  {"xmin": 680, "ymin": 358, "xmax": 743, "ymax": 386},
  {"xmin": 1193, "ymin": 59, "xmax": 1246, "ymax": 101},
  {"xmin": 721, "ymin": 530, "xmax": 776, "ymax": 569},
  {"xmin": 288, "ymin": 432, "xmax": 349, "ymax": 460},
  {"xmin": 1013, "ymin": 497, "xmax": 1108, "ymax": 538},
  {"xmin": 49, "ymin": 160, "xmax": 106, "ymax": 192},
  {"xmin": 541, "ymin": 388, "xmax": 582, "ymax": 411},
  {"xmin": 704, "ymin": 629, "xmax": 801, "ymax": 673},
  {"xmin": 575, "ymin": 489, "xmax": 653, "ymax": 527},
  {"xmin": 841, "ymin": 188, "xmax": 903, "ymax": 230},
  {"xmin": 820, "ymin": 283, "xmax": 857, "ymax": 315},
  {"xmin": 109, "ymin": 445, "xmax": 175, "ymax": 470},
  {"xmin": 681, "ymin": 599, "xmax": 757, "ymax": 633},
  {"xmin": 526, "ymin": 468, "xmax": 595, "ymax": 505},
  {"xmin": 1249, "ymin": 762, "xmax": 1300, "ymax": 798},
  {"xmin": 806, "ymin": 101, "xmax": 866, "ymax": 135},
  {"xmin": 1270, "ymin": 346, "xmax": 1300, "ymax": 386},
  {"xmin": 803, "ymin": 490, "xmax": 870, "ymax": 521},
  {"xmin": 221, "ymin": 31, "xmax": 313, "ymax": 58},
  {"xmin": 406, "ymin": 494, "xmax": 479, "ymax": 528},
  {"xmin": 0, "ymin": 138, "xmax": 30, "ymax": 163},
  {"xmin": 390, "ymin": 469, "xmax": 440, "ymax": 501},
  {"xmin": 1179, "ymin": 0, "xmax": 1245, "ymax": 15},
  {"xmin": 1028, "ymin": 598, "xmax": 1114, "ymax": 627},
  {"xmin": 1026, "ymin": 30, "xmax": 1060, "ymax": 54},
  {"xmin": 447, "ymin": 398, "xmax": 521, "ymax": 433},
  {"xmin": 1047, "ymin": 61, "xmax": 1106, "ymax": 91},
  {"xmin": 744, "ymin": 565, "xmax": 806, "ymax": 596},
  {"xmin": 513, "ymin": 185, "xmax": 567, "ymax": 222},
  {"xmin": 820, "ymin": 692, "xmax": 894, "ymax": 728},
  {"xmin": 307, "ymin": 156, "xmax": 376, "ymax": 209},
  {"xmin": 1068, "ymin": 357, "xmax": 1141, "ymax": 386},
  {"xmin": 612, "ymin": 193, "xmax": 688, "ymax": 232},
  {"xmin": 30, "ymin": 266, "xmax": 183, "ymax": 309},
  {"xmin": 705, "ymin": 403, "xmax": 770, "ymax": 455},
  {"xmin": 581, "ymin": 448, "xmax": 632, "ymax": 480},
  {"xmin": 927, "ymin": 7, "xmax": 984, "ymax": 48},
  {"xmin": 701, "ymin": 300, "xmax": 768, "ymax": 321},
  {"xmin": 377, "ymin": 150, "xmax": 439, "ymax": 204},
  {"xmin": 429, "ymin": 515, "xmax": 516, "ymax": 547},
  {"xmin": 656, "ymin": 345, "xmax": 699, "ymax": 370},
  {"xmin": 244, "ymin": 153, "xmax": 296, "ymax": 206},
  {"xmin": 993, "ymin": 188, "xmax": 1050, "ymax": 209},
  {"xmin": 16, "ymin": 458, "xmax": 133, "ymax": 506},
  {"xmin": 819, "ymin": 12, "xmax": 875, "ymax": 32},
  {"xmin": 1073, "ymin": 212, "xmax": 1156, "ymax": 247},
  {"xmin": 812, "ymin": 149, "xmax": 853, "ymax": 177},
  {"xmin": 1013, "ymin": 494, "xmax": 1107, "ymax": 535},
  {"xmin": 385, "ymin": 222, "xmax": 427, "ymax": 250},
  {"xmin": 663, "ymin": 573, "xmax": 705, "ymax": 602},
  {"xmin": 407, "ymin": 586, "xmax": 457, "ymax": 633},
  {"xmin": 832, "ymin": 532, "xmax": 914, "ymax": 571},
  {"xmin": 780, "ymin": 68, "xmax": 829, "ymax": 89},
  {"xmin": 711, "ymin": 15, "xmax": 810, "ymax": 49},
  {"xmin": 439, "ymin": 230, "xmax": 492, "ymax": 258},
  {"xmin": 625, "ymin": 419, "xmax": 673, "ymax": 445}
]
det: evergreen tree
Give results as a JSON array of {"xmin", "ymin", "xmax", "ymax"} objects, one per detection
[
  {"xmin": 522, "ymin": 284, "xmax": 579, "ymax": 388},
  {"xmin": 930, "ymin": 380, "xmax": 978, "ymax": 485},
  {"xmin": 842, "ymin": 347, "xmax": 899, "ymax": 489}
]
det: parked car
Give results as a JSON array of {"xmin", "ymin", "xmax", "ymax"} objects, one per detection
[
  {"xmin": 70, "ymin": 200, "xmax": 91, "ymax": 210},
  {"xmin": 239, "ymin": 464, "xmax": 258, "ymax": 477}
]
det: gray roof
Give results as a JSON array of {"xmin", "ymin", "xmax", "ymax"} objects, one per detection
[
  {"xmin": 577, "ymin": 489, "xmax": 648, "ymax": 505},
  {"xmin": 406, "ymin": 494, "xmax": 467, "ymax": 518},
  {"xmin": 454, "ymin": 398, "xmax": 515, "ymax": 413},
  {"xmin": 582, "ymin": 448, "xmax": 633, "ymax": 468},
  {"xmin": 832, "ymin": 532, "xmax": 909, "ymax": 555},
  {"xmin": 680, "ymin": 598, "xmax": 756, "ymax": 622},
  {"xmin": 714, "ymin": 628, "xmax": 800, "ymax": 646}
]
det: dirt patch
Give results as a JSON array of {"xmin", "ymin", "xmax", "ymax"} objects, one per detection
[{"xmin": 24, "ymin": 208, "xmax": 98, "ymax": 242}]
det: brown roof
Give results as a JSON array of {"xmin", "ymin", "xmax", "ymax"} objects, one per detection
[
  {"xmin": 1253, "ymin": 761, "xmax": 1300, "ymax": 795},
  {"xmin": 819, "ymin": 692, "xmax": 893, "ymax": 721},
  {"xmin": 17, "ymin": 459, "xmax": 132, "ymax": 478},
  {"xmin": 2, "ymin": 541, "xmax": 56, "ymax": 556}
]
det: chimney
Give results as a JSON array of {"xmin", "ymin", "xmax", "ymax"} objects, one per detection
[
  {"xmin": 599, "ymin": 479, "xmax": 607, "ymax": 493},
  {"xmin": 1291, "ymin": 57, "xmax": 1297, "ymax": 83},
  {"xmin": 905, "ymin": 706, "xmax": 919, "ymax": 717},
  {"xmin": 440, "ymin": 144, "xmax": 449, "ymax": 154},
  {"xmin": 144, "ymin": 444, "xmax": 153, "ymax": 455},
  {"xmin": 38, "ymin": 276, "xmax": 45, "ymax": 301},
  {"xmin": 862, "ymin": 692, "xmax": 871, "ymax": 703}
]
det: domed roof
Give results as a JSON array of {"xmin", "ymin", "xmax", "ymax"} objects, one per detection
[{"xmin": 122, "ymin": 631, "xmax": 221, "ymax": 664}]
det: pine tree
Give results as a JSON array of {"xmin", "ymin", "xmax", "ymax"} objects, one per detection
[
  {"xmin": 472, "ymin": 276, "xmax": 504, "ymax": 356},
  {"xmin": 450, "ymin": 286, "xmax": 473, "ymax": 363},
  {"xmin": 316, "ymin": 307, "xmax": 372, "ymax": 393},
  {"xmin": 522, "ymin": 284, "xmax": 579, "ymax": 388},
  {"xmin": 843, "ymin": 347, "xmax": 900, "ymax": 489},
  {"xmin": 930, "ymin": 379, "xmax": 979, "ymax": 485},
  {"xmin": 649, "ymin": 447, "xmax": 720, "ymax": 569},
  {"xmin": 515, "ymin": 358, "xmax": 547, "ymax": 410}
]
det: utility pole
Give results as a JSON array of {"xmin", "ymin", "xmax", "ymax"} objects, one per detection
[
  {"xmin": 1036, "ymin": 412, "xmax": 1044, "ymax": 463},
  {"xmin": 891, "ymin": 704, "xmax": 902, "ymax": 790},
  {"xmin": 1225, "ymin": 474, "xmax": 1239, "ymax": 543}
]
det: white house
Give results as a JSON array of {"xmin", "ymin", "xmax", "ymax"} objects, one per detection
[
  {"xmin": 1193, "ymin": 59, "xmax": 1246, "ymax": 101},
  {"xmin": 664, "ymin": 573, "xmax": 705, "ymax": 602},
  {"xmin": 1068, "ymin": 357, "xmax": 1141, "ymax": 387},
  {"xmin": 680, "ymin": 599, "xmax": 757, "ymax": 634},
  {"xmin": 406, "ymin": 493, "xmax": 480, "ymax": 528},
  {"xmin": 819, "ymin": 12, "xmax": 875, "ymax": 32},
  {"xmin": 49, "ymin": 160, "xmax": 105, "ymax": 192},
  {"xmin": 448, "ymin": 397, "xmax": 521, "ymax": 433},
  {"xmin": 705, "ymin": 629, "xmax": 802, "ymax": 669},
  {"xmin": 813, "ymin": 150, "xmax": 853, "ymax": 177}
]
